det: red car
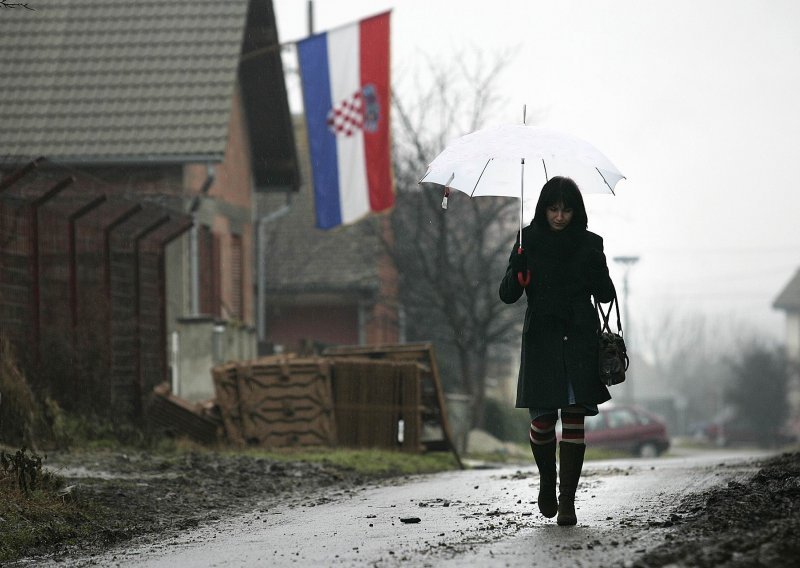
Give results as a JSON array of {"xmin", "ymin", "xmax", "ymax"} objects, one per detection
[{"xmin": 559, "ymin": 404, "xmax": 670, "ymax": 457}]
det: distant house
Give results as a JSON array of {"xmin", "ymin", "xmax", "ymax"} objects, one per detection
[
  {"xmin": 258, "ymin": 118, "xmax": 401, "ymax": 354},
  {"xmin": 0, "ymin": 0, "xmax": 298, "ymax": 410},
  {"xmin": 773, "ymin": 268, "xmax": 800, "ymax": 434}
]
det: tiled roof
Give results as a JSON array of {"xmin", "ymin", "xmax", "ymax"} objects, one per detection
[
  {"xmin": 774, "ymin": 268, "xmax": 800, "ymax": 311},
  {"xmin": 258, "ymin": 117, "xmax": 381, "ymax": 295},
  {"xmin": 0, "ymin": 0, "xmax": 249, "ymax": 162}
]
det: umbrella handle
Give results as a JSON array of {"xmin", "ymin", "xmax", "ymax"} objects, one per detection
[{"xmin": 515, "ymin": 246, "xmax": 531, "ymax": 287}]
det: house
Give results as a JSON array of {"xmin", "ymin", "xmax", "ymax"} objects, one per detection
[
  {"xmin": 0, "ymin": 0, "xmax": 298, "ymax": 412},
  {"xmin": 258, "ymin": 118, "xmax": 401, "ymax": 355},
  {"xmin": 773, "ymin": 268, "xmax": 800, "ymax": 434}
]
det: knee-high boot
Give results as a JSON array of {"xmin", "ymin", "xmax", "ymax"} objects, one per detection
[
  {"xmin": 530, "ymin": 439, "xmax": 558, "ymax": 518},
  {"xmin": 557, "ymin": 441, "xmax": 586, "ymax": 526}
]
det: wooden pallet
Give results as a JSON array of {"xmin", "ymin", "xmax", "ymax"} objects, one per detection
[
  {"xmin": 323, "ymin": 343, "xmax": 463, "ymax": 468},
  {"xmin": 330, "ymin": 358, "xmax": 423, "ymax": 452}
]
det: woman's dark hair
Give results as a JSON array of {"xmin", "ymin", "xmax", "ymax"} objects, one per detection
[{"xmin": 532, "ymin": 176, "xmax": 588, "ymax": 230}]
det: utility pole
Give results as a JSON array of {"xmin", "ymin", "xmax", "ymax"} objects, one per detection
[{"xmin": 613, "ymin": 255, "xmax": 639, "ymax": 404}]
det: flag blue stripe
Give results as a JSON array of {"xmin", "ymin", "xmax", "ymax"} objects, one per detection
[{"xmin": 297, "ymin": 34, "xmax": 342, "ymax": 229}]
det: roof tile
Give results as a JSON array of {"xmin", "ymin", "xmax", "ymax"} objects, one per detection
[{"xmin": 0, "ymin": 0, "xmax": 249, "ymax": 161}]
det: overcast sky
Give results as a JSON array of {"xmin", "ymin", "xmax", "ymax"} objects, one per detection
[{"xmin": 273, "ymin": 0, "xmax": 800, "ymax": 349}]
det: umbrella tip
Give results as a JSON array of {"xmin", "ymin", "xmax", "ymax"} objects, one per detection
[{"xmin": 523, "ymin": 104, "xmax": 527, "ymax": 125}]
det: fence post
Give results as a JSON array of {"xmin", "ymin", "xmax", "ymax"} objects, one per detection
[
  {"xmin": 0, "ymin": 157, "xmax": 43, "ymax": 193},
  {"xmin": 103, "ymin": 204, "xmax": 142, "ymax": 412},
  {"xmin": 131, "ymin": 215, "xmax": 170, "ymax": 418},
  {"xmin": 29, "ymin": 176, "xmax": 73, "ymax": 363},
  {"xmin": 67, "ymin": 194, "xmax": 106, "ymax": 404}
]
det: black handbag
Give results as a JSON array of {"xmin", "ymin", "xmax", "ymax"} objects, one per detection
[{"xmin": 596, "ymin": 295, "xmax": 629, "ymax": 387}]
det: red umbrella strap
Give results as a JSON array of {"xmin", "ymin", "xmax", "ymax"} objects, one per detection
[{"xmin": 515, "ymin": 246, "xmax": 530, "ymax": 286}]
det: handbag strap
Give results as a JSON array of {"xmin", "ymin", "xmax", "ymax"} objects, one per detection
[{"xmin": 596, "ymin": 293, "xmax": 623, "ymax": 335}]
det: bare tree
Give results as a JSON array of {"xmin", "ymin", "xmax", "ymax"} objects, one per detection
[{"xmin": 376, "ymin": 53, "xmax": 527, "ymax": 429}]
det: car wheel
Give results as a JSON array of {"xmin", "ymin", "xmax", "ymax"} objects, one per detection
[{"xmin": 638, "ymin": 442, "xmax": 659, "ymax": 458}]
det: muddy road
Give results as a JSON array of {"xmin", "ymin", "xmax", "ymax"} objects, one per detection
[{"xmin": 24, "ymin": 448, "xmax": 789, "ymax": 567}]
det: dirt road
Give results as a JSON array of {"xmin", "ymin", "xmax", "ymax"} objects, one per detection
[{"xmin": 29, "ymin": 448, "xmax": 784, "ymax": 567}]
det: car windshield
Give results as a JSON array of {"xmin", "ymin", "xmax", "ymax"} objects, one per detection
[{"xmin": 606, "ymin": 409, "xmax": 638, "ymax": 429}]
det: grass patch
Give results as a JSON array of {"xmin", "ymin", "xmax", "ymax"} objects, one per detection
[
  {"xmin": 0, "ymin": 486, "xmax": 99, "ymax": 562},
  {"xmin": 232, "ymin": 446, "xmax": 461, "ymax": 477},
  {"xmin": 0, "ymin": 448, "xmax": 100, "ymax": 563},
  {"xmin": 584, "ymin": 446, "xmax": 631, "ymax": 461},
  {"xmin": 146, "ymin": 437, "xmax": 463, "ymax": 477}
]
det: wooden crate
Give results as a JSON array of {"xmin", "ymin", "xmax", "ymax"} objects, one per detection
[{"xmin": 212, "ymin": 355, "xmax": 336, "ymax": 448}]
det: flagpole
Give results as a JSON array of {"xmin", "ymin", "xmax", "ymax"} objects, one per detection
[{"xmin": 307, "ymin": 0, "xmax": 314, "ymax": 34}]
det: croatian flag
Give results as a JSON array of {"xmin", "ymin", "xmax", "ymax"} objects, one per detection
[{"xmin": 297, "ymin": 12, "xmax": 394, "ymax": 230}]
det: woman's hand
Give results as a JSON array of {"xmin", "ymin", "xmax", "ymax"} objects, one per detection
[{"xmin": 511, "ymin": 250, "xmax": 527, "ymax": 275}]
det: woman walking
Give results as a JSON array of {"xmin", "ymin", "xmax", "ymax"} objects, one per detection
[{"xmin": 499, "ymin": 176, "xmax": 615, "ymax": 525}]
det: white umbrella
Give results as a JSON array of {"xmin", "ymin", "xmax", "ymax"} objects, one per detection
[{"xmin": 418, "ymin": 124, "xmax": 625, "ymax": 245}]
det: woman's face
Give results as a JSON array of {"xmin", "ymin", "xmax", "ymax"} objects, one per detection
[{"xmin": 546, "ymin": 202, "xmax": 573, "ymax": 231}]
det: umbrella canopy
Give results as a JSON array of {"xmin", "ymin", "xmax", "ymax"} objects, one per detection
[
  {"xmin": 419, "ymin": 123, "xmax": 625, "ymax": 287},
  {"xmin": 419, "ymin": 124, "xmax": 625, "ymax": 215}
]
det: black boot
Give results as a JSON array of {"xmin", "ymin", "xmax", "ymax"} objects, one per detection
[
  {"xmin": 557, "ymin": 442, "xmax": 586, "ymax": 526},
  {"xmin": 530, "ymin": 439, "xmax": 558, "ymax": 518}
]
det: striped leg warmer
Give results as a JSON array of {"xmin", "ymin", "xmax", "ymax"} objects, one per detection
[
  {"xmin": 561, "ymin": 405, "xmax": 586, "ymax": 445},
  {"xmin": 530, "ymin": 413, "xmax": 558, "ymax": 445}
]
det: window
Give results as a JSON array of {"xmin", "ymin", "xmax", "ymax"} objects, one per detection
[
  {"xmin": 230, "ymin": 234, "xmax": 243, "ymax": 320},
  {"xmin": 198, "ymin": 225, "xmax": 221, "ymax": 317},
  {"xmin": 606, "ymin": 409, "xmax": 638, "ymax": 429}
]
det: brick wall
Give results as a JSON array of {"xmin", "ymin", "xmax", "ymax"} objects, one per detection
[{"xmin": 268, "ymin": 304, "xmax": 360, "ymax": 353}]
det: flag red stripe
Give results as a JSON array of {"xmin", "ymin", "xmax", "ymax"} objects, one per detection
[{"xmin": 359, "ymin": 12, "xmax": 394, "ymax": 212}]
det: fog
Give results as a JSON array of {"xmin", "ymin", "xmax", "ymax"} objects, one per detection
[{"xmin": 274, "ymin": 0, "xmax": 800, "ymax": 351}]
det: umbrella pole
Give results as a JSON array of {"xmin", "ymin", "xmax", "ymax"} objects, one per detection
[
  {"xmin": 519, "ymin": 158, "xmax": 524, "ymax": 246},
  {"xmin": 515, "ymin": 158, "xmax": 531, "ymax": 287}
]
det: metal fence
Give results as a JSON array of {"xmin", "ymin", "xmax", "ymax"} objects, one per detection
[{"xmin": 0, "ymin": 159, "xmax": 191, "ymax": 420}]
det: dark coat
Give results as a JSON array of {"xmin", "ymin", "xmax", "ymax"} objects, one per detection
[{"xmin": 499, "ymin": 223, "xmax": 615, "ymax": 410}]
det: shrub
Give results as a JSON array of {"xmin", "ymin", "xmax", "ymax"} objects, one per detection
[{"xmin": 0, "ymin": 334, "xmax": 39, "ymax": 447}]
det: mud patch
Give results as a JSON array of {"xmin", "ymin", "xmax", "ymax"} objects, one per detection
[
  {"xmin": 11, "ymin": 449, "xmax": 370, "ymax": 563},
  {"xmin": 630, "ymin": 451, "xmax": 800, "ymax": 567}
]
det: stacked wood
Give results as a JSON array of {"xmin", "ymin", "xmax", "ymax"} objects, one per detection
[
  {"xmin": 147, "ymin": 383, "xmax": 220, "ymax": 444},
  {"xmin": 208, "ymin": 346, "xmax": 460, "ymax": 464}
]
